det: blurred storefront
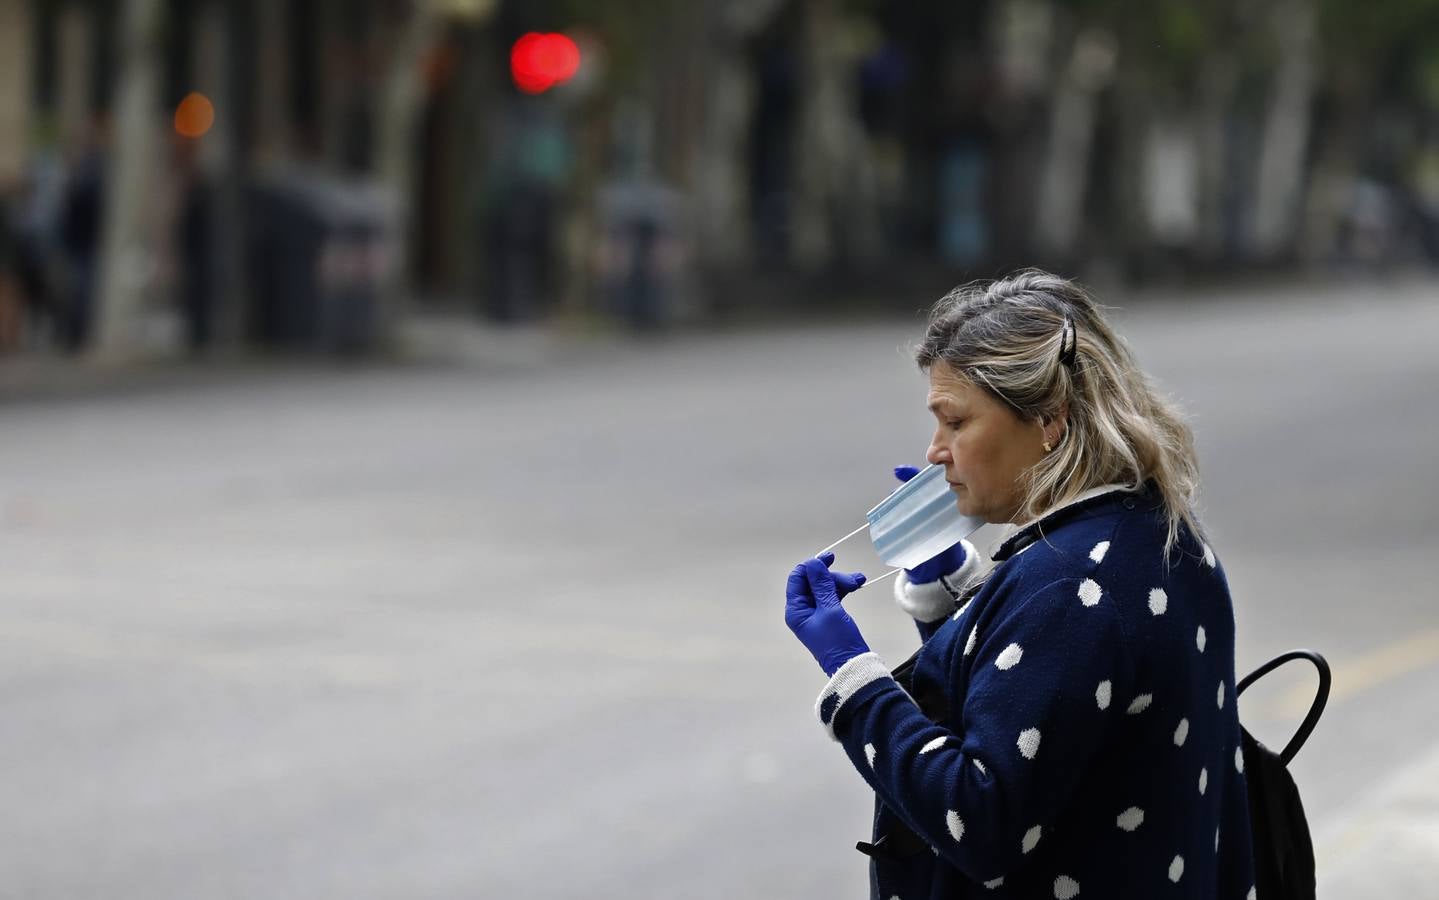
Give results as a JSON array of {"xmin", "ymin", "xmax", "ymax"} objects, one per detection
[{"xmin": 1, "ymin": 0, "xmax": 1436, "ymax": 359}]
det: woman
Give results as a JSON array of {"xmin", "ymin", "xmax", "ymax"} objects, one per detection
[{"xmin": 784, "ymin": 271, "xmax": 1255, "ymax": 899}]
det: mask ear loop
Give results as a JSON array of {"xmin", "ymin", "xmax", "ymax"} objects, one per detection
[
  {"xmin": 816, "ymin": 522, "xmax": 868, "ymax": 557},
  {"xmin": 865, "ymin": 567, "xmax": 904, "ymax": 587},
  {"xmin": 815, "ymin": 524, "xmax": 903, "ymax": 588}
]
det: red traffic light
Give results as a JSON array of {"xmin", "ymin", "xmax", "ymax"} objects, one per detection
[{"xmin": 510, "ymin": 32, "xmax": 581, "ymax": 94}]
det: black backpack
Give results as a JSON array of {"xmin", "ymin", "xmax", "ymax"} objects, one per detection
[{"xmin": 1237, "ymin": 650, "xmax": 1331, "ymax": 900}]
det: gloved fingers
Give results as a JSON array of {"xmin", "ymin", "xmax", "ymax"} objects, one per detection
[
  {"xmin": 814, "ymin": 552, "xmax": 866, "ymax": 599},
  {"xmin": 802, "ymin": 557, "xmax": 841, "ymax": 606},
  {"xmin": 786, "ymin": 562, "xmax": 815, "ymax": 607},
  {"xmin": 894, "ymin": 465, "xmax": 921, "ymax": 483},
  {"xmin": 832, "ymin": 569, "xmax": 868, "ymax": 599}
]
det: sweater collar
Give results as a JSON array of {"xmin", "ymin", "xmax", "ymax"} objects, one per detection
[{"xmin": 992, "ymin": 483, "xmax": 1138, "ymax": 561}]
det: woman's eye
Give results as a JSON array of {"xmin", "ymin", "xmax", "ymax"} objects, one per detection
[{"xmin": 946, "ymin": 419, "xmax": 964, "ymax": 429}]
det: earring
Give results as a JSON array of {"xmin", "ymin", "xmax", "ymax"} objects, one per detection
[{"xmin": 1043, "ymin": 440, "xmax": 1053, "ymax": 453}]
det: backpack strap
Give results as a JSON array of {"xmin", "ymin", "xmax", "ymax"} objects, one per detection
[{"xmin": 1237, "ymin": 650, "xmax": 1331, "ymax": 765}]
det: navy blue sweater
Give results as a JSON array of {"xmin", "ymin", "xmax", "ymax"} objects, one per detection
[{"xmin": 815, "ymin": 486, "xmax": 1256, "ymax": 899}]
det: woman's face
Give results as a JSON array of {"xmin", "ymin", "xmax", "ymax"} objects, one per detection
[{"xmin": 925, "ymin": 362, "xmax": 1048, "ymax": 525}]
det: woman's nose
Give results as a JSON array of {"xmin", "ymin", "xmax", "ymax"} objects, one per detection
[{"xmin": 926, "ymin": 440, "xmax": 949, "ymax": 466}]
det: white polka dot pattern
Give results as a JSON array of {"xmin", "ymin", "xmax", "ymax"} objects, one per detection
[
  {"xmin": 947, "ymin": 810, "xmax": 965, "ymax": 842},
  {"xmin": 1203, "ymin": 543, "xmax": 1216, "ymax": 567},
  {"xmin": 1247, "ymin": 887, "xmax": 1256, "ymax": 900},
  {"xmin": 1236, "ymin": 746, "xmax": 1245, "ymax": 773},
  {"xmin": 1018, "ymin": 728, "xmax": 1041, "ymax": 760},
  {"xmin": 996, "ymin": 643, "xmax": 1024, "ymax": 670},
  {"xmin": 814, "ymin": 510, "xmax": 1255, "ymax": 895},
  {"xmin": 1169, "ymin": 855, "xmax": 1185, "ymax": 882},
  {"xmin": 1021, "ymin": 825, "xmax": 1042, "ymax": 854}
]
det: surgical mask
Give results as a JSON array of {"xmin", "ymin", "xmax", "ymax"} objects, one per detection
[{"xmin": 817, "ymin": 464, "xmax": 986, "ymax": 585}]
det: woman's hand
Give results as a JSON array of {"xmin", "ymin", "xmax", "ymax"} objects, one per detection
[
  {"xmin": 894, "ymin": 465, "xmax": 969, "ymax": 584},
  {"xmin": 784, "ymin": 551, "xmax": 870, "ymax": 676}
]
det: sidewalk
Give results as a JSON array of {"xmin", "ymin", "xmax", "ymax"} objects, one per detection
[
  {"xmin": 0, "ymin": 314, "xmax": 579, "ymax": 405},
  {"xmin": 0, "ymin": 352, "xmax": 264, "ymax": 405}
]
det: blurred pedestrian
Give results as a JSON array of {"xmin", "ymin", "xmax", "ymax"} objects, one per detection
[
  {"xmin": 10, "ymin": 148, "xmax": 67, "ymax": 347},
  {"xmin": 476, "ymin": 105, "xmax": 569, "ymax": 324},
  {"xmin": 172, "ymin": 137, "xmax": 215, "ymax": 353},
  {"xmin": 594, "ymin": 171, "xmax": 684, "ymax": 333},
  {"xmin": 784, "ymin": 271, "xmax": 1256, "ymax": 898},
  {"xmin": 57, "ymin": 117, "xmax": 110, "ymax": 353},
  {"xmin": 0, "ymin": 182, "xmax": 22, "ymax": 349}
]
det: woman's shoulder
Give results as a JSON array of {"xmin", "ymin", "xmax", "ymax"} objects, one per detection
[
  {"xmin": 990, "ymin": 492, "xmax": 1134, "ymax": 577},
  {"xmin": 985, "ymin": 486, "xmax": 1211, "ymax": 595}
]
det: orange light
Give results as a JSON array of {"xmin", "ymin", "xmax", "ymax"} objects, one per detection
[
  {"xmin": 510, "ymin": 32, "xmax": 580, "ymax": 94},
  {"xmin": 174, "ymin": 92, "xmax": 215, "ymax": 139}
]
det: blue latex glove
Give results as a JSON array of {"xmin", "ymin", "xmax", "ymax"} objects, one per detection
[
  {"xmin": 784, "ymin": 551, "xmax": 870, "ymax": 676},
  {"xmin": 894, "ymin": 465, "xmax": 969, "ymax": 584}
]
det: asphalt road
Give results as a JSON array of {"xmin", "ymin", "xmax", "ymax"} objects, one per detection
[{"xmin": 1, "ymin": 278, "xmax": 1436, "ymax": 898}]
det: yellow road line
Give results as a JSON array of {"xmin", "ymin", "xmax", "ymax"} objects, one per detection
[{"xmin": 1250, "ymin": 628, "xmax": 1439, "ymax": 720}]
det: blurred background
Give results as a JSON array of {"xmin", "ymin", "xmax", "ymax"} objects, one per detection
[{"xmin": 0, "ymin": 0, "xmax": 1436, "ymax": 897}]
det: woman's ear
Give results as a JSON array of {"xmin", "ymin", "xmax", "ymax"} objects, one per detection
[{"xmin": 1039, "ymin": 403, "xmax": 1070, "ymax": 445}]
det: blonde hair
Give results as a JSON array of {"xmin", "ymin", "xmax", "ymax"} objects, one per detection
[{"xmin": 915, "ymin": 269, "xmax": 1203, "ymax": 557}]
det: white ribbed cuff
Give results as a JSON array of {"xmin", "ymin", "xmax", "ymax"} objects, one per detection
[
  {"xmin": 814, "ymin": 651, "xmax": 891, "ymax": 741},
  {"xmin": 893, "ymin": 540, "xmax": 981, "ymax": 623}
]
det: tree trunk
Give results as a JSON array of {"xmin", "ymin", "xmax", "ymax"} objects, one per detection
[
  {"xmin": 252, "ymin": 0, "xmax": 291, "ymax": 165},
  {"xmin": 690, "ymin": 0, "xmax": 785, "ymax": 269},
  {"xmin": 1034, "ymin": 26, "xmax": 1117, "ymax": 262},
  {"xmin": 1249, "ymin": 0, "xmax": 1317, "ymax": 259},
  {"xmin": 0, "ymin": 0, "xmax": 33, "ymax": 184},
  {"xmin": 194, "ymin": 0, "xmax": 246, "ymax": 350},
  {"xmin": 93, "ymin": 0, "xmax": 165, "ymax": 361},
  {"xmin": 373, "ymin": 0, "xmax": 443, "ymax": 345},
  {"xmin": 1194, "ymin": 47, "xmax": 1240, "ymax": 262},
  {"xmin": 1298, "ymin": 66, "xmax": 1372, "ymax": 264},
  {"xmin": 56, "ymin": 5, "xmax": 93, "ymax": 147},
  {"xmin": 791, "ymin": 0, "xmax": 876, "ymax": 269}
]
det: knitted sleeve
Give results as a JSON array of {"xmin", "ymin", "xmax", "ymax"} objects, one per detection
[
  {"xmin": 894, "ymin": 539, "xmax": 982, "ymax": 642},
  {"xmin": 814, "ymin": 576, "xmax": 1137, "ymax": 883}
]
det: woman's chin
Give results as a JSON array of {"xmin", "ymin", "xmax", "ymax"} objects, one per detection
[{"xmin": 955, "ymin": 495, "xmax": 998, "ymax": 524}]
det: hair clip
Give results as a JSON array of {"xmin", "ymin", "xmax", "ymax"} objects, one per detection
[{"xmin": 1059, "ymin": 315, "xmax": 1078, "ymax": 367}]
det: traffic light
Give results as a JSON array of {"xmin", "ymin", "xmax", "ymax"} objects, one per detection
[{"xmin": 510, "ymin": 32, "xmax": 581, "ymax": 94}]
